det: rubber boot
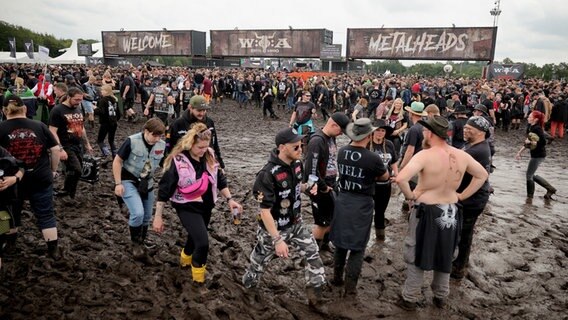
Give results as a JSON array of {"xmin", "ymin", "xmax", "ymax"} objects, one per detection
[
  {"xmin": 191, "ymin": 264, "xmax": 206, "ymax": 284},
  {"xmin": 180, "ymin": 249, "xmax": 192, "ymax": 268},
  {"xmin": 331, "ymin": 265, "xmax": 344, "ymax": 286},
  {"xmin": 305, "ymin": 285, "xmax": 324, "ymax": 308},
  {"xmin": 47, "ymin": 239, "xmax": 62, "ymax": 261},
  {"xmin": 2, "ymin": 233, "xmax": 18, "ymax": 256},
  {"xmin": 140, "ymin": 225, "xmax": 155, "ymax": 249},
  {"xmin": 533, "ymin": 175, "xmax": 557, "ymax": 199},
  {"xmin": 526, "ymin": 180, "xmax": 535, "ymax": 198},
  {"xmin": 129, "ymin": 226, "xmax": 145, "ymax": 259}
]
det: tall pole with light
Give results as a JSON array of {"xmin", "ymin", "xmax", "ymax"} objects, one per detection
[{"xmin": 490, "ymin": 0, "xmax": 502, "ymax": 28}]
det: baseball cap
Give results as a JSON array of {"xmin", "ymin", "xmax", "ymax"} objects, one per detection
[
  {"xmin": 330, "ymin": 112, "xmax": 350, "ymax": 131},
  {"xmin": 189, "ymin": 95, "xmax": 210, "ymax": 110},
  {"xmin": 275, "ymin": 127, "xmax": 303, "ymax": 146}
]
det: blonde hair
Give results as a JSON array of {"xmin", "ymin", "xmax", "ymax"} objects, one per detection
[
  {"xmin": 386, "ymin": 98, "xmax": 405, "ymax": 119},
  {"xmin": 100, "ymin": 84, "xmax": 114, "ymax": 97},
  {"xmin": 15, "ymin": 77, "xmax": 24, "ymax": 90},
  {"xmin": 3, "ymin": 98, "xmax": 25, "ymax": 116},
  {"xmin": 162, "ymin": 122, "xmax": 216, "ymax": 171}
]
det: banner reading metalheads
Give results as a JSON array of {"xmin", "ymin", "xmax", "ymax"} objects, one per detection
[
  {"xmin": 210, "ymin": 29, "xmax": 325, "ymax": 58},
  {"xmin": 102, "ymin": 30, "xmax": 202, "ymax": 56},
  {"xmin": 347, "ymin": 27, "xmax": 497, "ymax": 61}
]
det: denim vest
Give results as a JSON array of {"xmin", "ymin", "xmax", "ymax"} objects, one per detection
[
  {"xmin": 122, "ymin": 132, "xmax": 165, "ymax": 186},
  {"xmin": 170, "ymin": 149, "xmax": 219, "ymax": 204}
]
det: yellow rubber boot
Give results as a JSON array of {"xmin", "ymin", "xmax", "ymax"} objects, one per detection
[
  {"xmin": 180, "ymin": 249, "xmax": 192, "ymax": 268},
  {"xmin": 191, "ymin": 265, "xmax": 206, "ymax": 284}
]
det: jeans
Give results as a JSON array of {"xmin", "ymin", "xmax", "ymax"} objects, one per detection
[
  {"xmin": 13, "ymin": 184, "xmax": 56, "ymax": 230},
  {"xmin": 526, "ymin": 157, "xmax": 544, "ymax": 182},
  {"xmin": 122, "ymin": 180, "xmax": 155, "ymax": 227}
]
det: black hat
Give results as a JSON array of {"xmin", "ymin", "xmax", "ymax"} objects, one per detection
[
  {"xmin": 275, "ymin": 127, "xmax": 303, "ymax": 146},
  {"xmin": 330, "ymin": 112, "xmax": 350, "ymax": 131},
  {"xmin": 453, "ymin": 104, "xmax": 468, "ymax": 114},
  {"xmin": 372, "ymin": 119, "xmax": 394, "ymax": 136},
  {"xmin": 418, "ymin": 115, "xmax": 449, "ymax": 139},
  {"xmin": 466, "ymin": 116, "xmax": 491, "ymax": 133},
  {"xmin": 473, "ymin": 104, "xmax": 489, "ymax": 116}
]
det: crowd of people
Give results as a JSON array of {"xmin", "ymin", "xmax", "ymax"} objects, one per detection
[{"xmin": 0, "ymin": 62, "xmax": 565, "ymax": 311}]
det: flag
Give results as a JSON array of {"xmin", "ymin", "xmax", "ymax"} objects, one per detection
[
  {"xmin": 8, "ymin": 37, "xmax": 16, "ymax": 58},
  {"xmin": 38, "ymin": 45, "xmax": 50, "ymax": 61},
  {"xmin": 24, "ymin": 40, "xmax": 34, "ymax": 59}
]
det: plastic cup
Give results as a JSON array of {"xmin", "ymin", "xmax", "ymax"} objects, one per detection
[{"xmin": 307, "ymin": 174, "xmax": 319, "ymax": 188}]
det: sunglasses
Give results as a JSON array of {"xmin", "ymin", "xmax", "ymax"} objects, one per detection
[{"xmin": 291, "ymin": 144, "xmax": 301, "ymax": 151}]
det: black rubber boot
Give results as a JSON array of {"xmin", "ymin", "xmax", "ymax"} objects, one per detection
[
  {"xmin": 533, "ymin": 175, "xmax": 556, "ymax": 199},
  {"xmin": 140, "ymin": 225, "xmax": 156, "ymax": 249},
  {"xmin": 129, "ymin": 226, "xmax": 145, "ymax": 259},
  {"xmin": 47, "ymin": 239, "xmax": 62, "ymax": 260},
  {"xmin": 2, "ymin": 233, "xmax": 18, "ymax": 256}
]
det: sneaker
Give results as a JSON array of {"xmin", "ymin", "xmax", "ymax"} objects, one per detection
[{"xmin": 242, "ymin": 271, "xmax": 259, "ymax": 289}]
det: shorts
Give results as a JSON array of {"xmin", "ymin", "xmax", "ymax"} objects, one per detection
[
  {"xmin": 311, "ymin": 191, "xmax": 335, "ymax": 226},
  {"xmin": 82, "ymin": 101, "xmax": 94, "ymax": 113}
]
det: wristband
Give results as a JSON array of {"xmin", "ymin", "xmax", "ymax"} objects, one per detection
[
  {"xmin": 272, "ymin": 235, "xmax": 283, "ymax": 246},
  {"xmin": 405, "ymin": 196, "xmax": 416, "ymax": 201},
  {"xmin": 115, "ymin": 182, "xmax": 122, "ymax": 186},
  {"xmin": 226, "ymin": 197, "xmax": 232, "ymax": 202}
]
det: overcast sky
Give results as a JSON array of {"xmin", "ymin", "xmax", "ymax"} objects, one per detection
[{"xmin": 1, "ymin": 0, "xmax": 565, "ymax": 66}]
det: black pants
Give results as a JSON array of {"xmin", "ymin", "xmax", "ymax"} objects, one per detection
[
  {"xmin": 334, "ymin": 247, "xmax": 364, "ymax": 282},
  {"xmin": 176, "ymin": 208, "xmax": 212, "ymax": 267},
  {"xmin": 97, "ymin": 123, "xmax": 118, "ymax": 156},
  {"xmin": 263, "ymin": 100, "xmax": 276, "ymax": 117},
  {"xmin": 63, "ymin": 145, "xmax": 83, "ymax": 198},
  {"xmin": 373, "ymin": 183, "xmax": 392, "ymax": 229},
  {"xmin": 453, "ymin": 207, "xmax": 484, "ymax": 270}
]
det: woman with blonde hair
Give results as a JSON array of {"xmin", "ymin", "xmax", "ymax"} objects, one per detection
[
  {"xmin": 96, "ymin": 84, "xmax": 121, "ymax": 159},
  {"xmin": 154, "ymin": 123, "xmax": 242, "ymax": 285},
  {"xmin": 385, "ymin": 98, "xmax": 408, "ymax": 153},
  {"xmin": 4, "ymin": 77, "xmax": 37, "ymax": 119}
]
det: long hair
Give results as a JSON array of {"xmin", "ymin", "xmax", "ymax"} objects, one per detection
[
  {"xmin": 530, "ymin": 110, "xmax": 545, "ymax": 129},
  {"xmin": 162, "ymin": 122, "xmax": 216, "ymax": 172}
]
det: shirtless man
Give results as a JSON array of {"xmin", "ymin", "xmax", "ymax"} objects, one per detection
[{"xmin": 395, "ymin": 115, "xmax": 488, "ymax": 310}]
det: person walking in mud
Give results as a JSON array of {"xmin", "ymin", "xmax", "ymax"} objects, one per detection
[
  {"xmin": 395, "ymin": 115, "xmax": 487, "ymax": 310},
  {"xmin": 242, "ymin": 127, "xmax": 325, "ymax": 308},
  {"xmin": 329, "ymin": 118, "xmax": 389, "ymax": 296},
  {"xmin": 167, "ymin": 95, "xmax": 225, "ymax": 170},
  {"xmin": 515, "ymin": 110, "xmax": 556, "ymax": 202},
  {"xmin": 0, "ymin": 145, "xmax": 24, "ymax": 268},
  {"xmin": 49, "ymin": 87, "xmax": 94, "ymax": 205},
  {"xmin": 0, "ymin": 97, "xmax": 62, "ymax": 261},
  {"xmin": 153, "ymin": 122, "xmax": 242, "ymax": 285},
  {"xmin": 451, "ymin": 116, "xmax": 492, "ymax": 280},
  {"xmin": 303, "ymin": 112, "xmax": 350, "ymax": 251},
  {"xmin": 113, "ymin": 118, "xmax": 166, "ymax": 259}
]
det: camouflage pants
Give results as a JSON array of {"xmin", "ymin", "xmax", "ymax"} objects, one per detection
[{"xmin": 242, "ymin": 223, "xmax": 326, "ymax": 289}]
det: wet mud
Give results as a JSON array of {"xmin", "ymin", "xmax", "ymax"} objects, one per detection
[{"xmin": 0, "ymin": 101, "xmax": 567, "ymax": 319}]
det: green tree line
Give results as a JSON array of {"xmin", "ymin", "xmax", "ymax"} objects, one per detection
[
  {"xmin": 0, "ymin": 20, "xmax": 96, "ymax": 57},
  {"xmin": 368, "ymin": 58, "xmax": 568, "ymax": 81}
]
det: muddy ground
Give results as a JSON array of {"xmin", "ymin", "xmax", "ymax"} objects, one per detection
[{"xmin": 0, "ymin": 100, "xmax": 567, "ymax": 320}]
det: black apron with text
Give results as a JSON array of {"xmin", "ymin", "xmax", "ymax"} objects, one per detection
[{"xmin": 330, "ymin": 192, "xmax": 374, "ymax": 251}]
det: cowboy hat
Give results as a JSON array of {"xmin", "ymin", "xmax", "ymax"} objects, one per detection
[
  {"xmin": 404, "ymin": 101, "xmax": 427, "ymax": 117},
  {"xmin": 418, "ymin": 115, "xmax": 449, "ymax": 139},
  {"xmin": 346, "ymin": 118, "xmax": 378, "ymax": 141}
]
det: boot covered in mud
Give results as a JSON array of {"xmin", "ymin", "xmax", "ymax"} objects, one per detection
[
  {"xmin": 140, "ymin": 225, "xmax": 156, "ymax": 249},
  {"xmin": 129, "ymin": 226, "xmax": 146, "ymax": 259},
  {"xmin": 330, "ymin": 265, "xmax": 344, "ymax": 286},
  {"xmin": 533, "ymin": 175, "xmax": 557, "ymax": 199},
  {"xmin": 46, "ymin": 239, "xmax": 62, "ymax": 261},
  {"xmin": 305, "ymin": 285, "xmax": 324, "ymax": 308},
  {"xmin": 2, "ymin": 233, "xmax": 18, "ymax": 256},
  {"xmin": 180, "ymin": 249, "xmax": 192, "ymax": 268},
  {"xmin": 191, "ymin": 264, "xmax": 207, "ymax": 284},
  {"xmin": 343, "ymin": 276, "xmax": 358, "ymax": 297}
]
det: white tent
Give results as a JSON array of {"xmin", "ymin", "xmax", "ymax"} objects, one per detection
[
  {"xmin": 0, "ymin": 51, "xmax": 52, "ymax": 64},
  {"xmin": 48, "ymin": 39, "xmax": 85, "ymax": 65}
]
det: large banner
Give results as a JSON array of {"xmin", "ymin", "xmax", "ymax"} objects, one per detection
[
  {"xmin": 24, "ymin": 40, "xmax": 34, "ymax": 59},
  {"xmin": 102, "ymin": 30, "xmax": 204, "ymax": 56},
  {"xmin": 347, "ymin": 27, "xmax": 497, "ymax": 61},
  {"xmin": 486, "ymin": 63, "xmax": 525, "ymax": 80},
  {"xmin": 8, "ymin": 37, "xmax": 16, "ymax": 58},
  {"xmin": 211, "ymin": 29, "xmax": 325, "ymax": 58}
]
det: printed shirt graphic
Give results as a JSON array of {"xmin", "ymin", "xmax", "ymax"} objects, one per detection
[
  {"xmin": 65, "ymin": 112, "xmax": 84, "ymax": 139},
  {"xmin": 325, "ymin": 138, "xmax": 338, "ymax": 177},
  {"xmin": 5, "ymin": 128, "xmax": 43, "ymax": 169}
]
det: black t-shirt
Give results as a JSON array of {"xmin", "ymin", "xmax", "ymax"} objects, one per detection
[
  {"xmin": 0, "ymin": 118, "xmax": 57, "ymax": 189},
  {"xmin": 48, "ymin": 103, "xmax": 85, "ymax": 147},
  {"xmin": 120, "ymin": 76, "xmax": 136, "ymax": 99},
  {"xmin": 528, "ymin": 125, "xmax": 546, "ymax": 158},
  {"xmin": 401, "ymin": 122, "xmax": 423, "ymax": 157},
  {"xmin": 337, "ymin": 145, "xmax": 386, "ymax": 196},
  {"xmin": 372, "ymin": 140, "xmax": 398, "ymax": 175},
  {"xmin": 458, "ymin": 140, "xmax": 491, "ymax": 209},
  {"xmin": 294, "ymin": 101, "xmax": 315, "ymax": 124},
  {"xmin": 368, "ymin": 88, "xmax": 381, "ymax": 104}
]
